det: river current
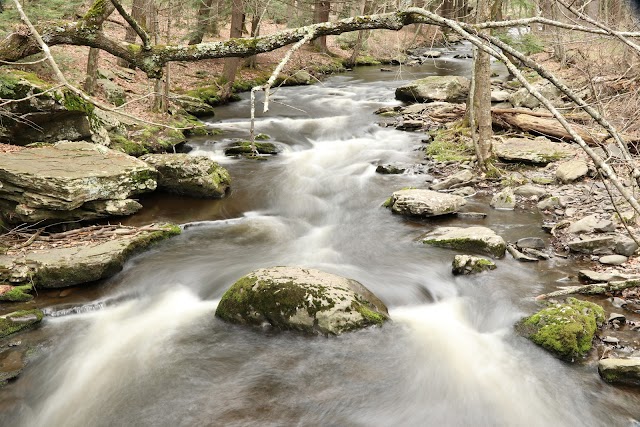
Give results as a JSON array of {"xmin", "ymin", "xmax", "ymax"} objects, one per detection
[{"xmin": 2, "ymin": 51, "xmax": 640, "ymax": 426}]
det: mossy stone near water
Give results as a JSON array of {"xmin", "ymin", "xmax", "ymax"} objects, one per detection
[
  {"xmin": 216, "ymin": 266, "xmax": 390, "ymax": 335},
  {"xmin": 517, "ymin": 298, "xmax": 605, "ymax": 362},
  {"xmin": 0, "ymin": 309, "xmax": 43, "ymax": 338}
]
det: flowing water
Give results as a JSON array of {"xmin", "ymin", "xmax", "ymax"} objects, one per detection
[{"xmin": 2, "ymin": 50, "xmax": 640, "ymax": 426}]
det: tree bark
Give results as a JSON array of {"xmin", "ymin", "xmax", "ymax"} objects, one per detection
[
  {"xmin": 245, "ymin": 14, "xmax": 261, "ymax": 68},
  {"xmin": 471, "ymin": 0, "xmax": 492, "ymax": 167},
  {"xmin": 220, "ymin": 0, "xmax": 244, "ymax": 101},
  {"xmin": 189, "ymin": 0, "xmax": 215, "ymax": 45},
  {"xmin": 84, "ymin": 47, "xmax": 100, "ymax": 94},
  {"xmin": 118, "ymin": 0, "xmax": 148, "ymax": 67},
  {"xmin": 313, "ymin": 0, "xmax": 331, "ymax": 52}
]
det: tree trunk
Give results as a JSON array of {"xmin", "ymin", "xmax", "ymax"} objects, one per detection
[
  {"xmin": 118, "ymin": 0, "xmax": 148, "ymax": 67},
  {"xmin": 313, "ymin": 0, "xmax": 330, "ymax": 52},
  {"xmin": 84, "ymin": 47, "xmax": 100, "ymax": 94},
  {"xmin": 220, "ymin": 0, "xmax": 244, "ymax": 101},
  {"xmin": 189, "ymin": 0, "xmax": 215, "ymax": 45},
  {"xmin": 245, "ymin": 15, "xmax": 260, "ymax": 68},
  {"xmin": 346, "ymin": 0, "xmax": 373, "ymax": 67},
  {"xmin": 471, "ymin": 0, "xmax": 492, "ymax": 167}
]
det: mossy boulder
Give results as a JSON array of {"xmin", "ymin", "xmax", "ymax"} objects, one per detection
[
  {"xmin": 170, "ymin": 94, "xmax": 215, "ymax": 117},
  {"xmin": 389, "ymin": 189, "xmax": 466, "ymax": 217},
  {"xmin": 0, "ymin": 309, "xmax": 43, "ymax": 338},
  {"xmin": 517, "ymin": 298, "xmax": 605, "ymax": 362},
  {"xmin": 395, "ymin": 76, "xmax": 470, "ymax": 103},
  {"xmin": 421, "ymin": 226, "xmax": 507, "ymax": 258},
  {"xmin": 216, "ymin": 266, "xmax": 390, "ymax": 335},
  {"xmin": 98, "ymin": 79, "xmax": 127, "ymax": 107},
  {"xmin": 0, "ymin": 284, "xmax": 33, "ymax": 302},
  {"xmin": 141, "ymin": 154, "xmax": 230, "ymax": 198},
  {"xmin": 451, "ymin": 255, "xmax": 497, "ymax": 275},
  {"xmin": 224, "ymin": 141, "xmax": 280, "ymax": 156}
]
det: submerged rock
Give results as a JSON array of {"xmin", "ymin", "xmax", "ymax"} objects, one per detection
[
  {"xmin": 0, "ymin": 309, "xmax": 43, "ymax": 338},
  {"xmin": 141, "ymin": 154, "xmax": 230, "ymax": 198},
  {"xmin": 395, "ymin": 76, "xmax": 470, "ymax": 103},
  {"xmin": 389, "ymin": 189, "xmax": 466, "ymax": 217},
  {"xmin": 215, "ymin": 266, "xmax": 390, "ymax": 335},
  {"xmin": 598, "ymin": 358, "xmax": 640, "ymax": 386},
  {"xmin": 517, "ymin": 298, "xmax": 605, "ymax": 361},
  {"xmin": 0, "ymin": 141, "xmax": 156, "ymax": 224},
  {"xmin": 0, "ymin": 224, "xmax": 181, "ymax": 288},
  {"xmin": 420, "ymin": 226, "xmax": 507, "ymax": 258},
  {"xmin": 451, "ymin": 255, "xmax": 496, "ymax": 275}
]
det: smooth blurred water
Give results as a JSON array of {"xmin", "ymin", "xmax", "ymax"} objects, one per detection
[{"xmin": 2, "ymin": 57, "xmax": 640, "ymax": 426}]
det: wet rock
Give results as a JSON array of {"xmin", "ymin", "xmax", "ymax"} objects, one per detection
[
  {"xmin": 602, "ymin": 336, "xmax": 620, "ymax": 345},
  {"xmin": 579, "ymin": 270, "xmax": 632, "ymax": 283},
  {"xmin": 567, "ymin": 215, "xmax": 615, "ymax": 234},
  {"xmin": 141, "ymin": 154, "xmax": 230, "ymax": 198},
  {"xmin": 395, "ymin": 76, "xmax": 470, "ymax": 103},
  {"xmin": 0, "ymin": 224, "xmax": 181, "ymax": 288},
  {"xmin": 516, "ymin": 237, "xmax": 545, "ymax": 250},
  {"xmin": 389, "ymin": 189, "xmax": 466, "ymax": 217},
  {"xmin": 493, "ymin": 137, "xmax": 575, "ymax": 165},
  {"xmin": 215, "ymin": 266, "xmax": 389, "ymax": 335},
  {"xmin": 0, "ymin": 284, "xmax": 33, "ymax": 302},
  {"xmin": 451, "ymin": 255, "xmax": 496, "ymax": 275},
  {"xmin": 401, "ymin": 104, "xmax": 428, "ymax": 115},
  {"xmin": 567, "ymin": 236, "xmax": 615, "ymax": 254},
  {"xmin": 507, "ymin": 245, "xmax": 538, "ymax": 262},
  {"xmin": 598, "ymin": 358, "xmax": 640, "ymax": 386},
  {"xmin": 490, "ymin": 187, "xmax": 516, "ymax": 210},
  {"xmin": 224, "ymin": 141, "xmax": 280, "ymax": 156},
  {"xmin": 599, "ymin": 255, "xmax": 628, "ymax": 265},
  {"xmin": 517, "ymin": 297, "xmax": 605, "ymax": 361},
  {"xmin": 514, "ymin": 184, "xmax": 548, "ymax": 198},
  {"xmin": 537, "ymin": 196, "xmax": 566, "ymax": 211},
  {"xmin": 556, "ymin": 159, "xmax": 589, "ymax": 183},
  {"xmin": 457, "ymin": 211, "xmax": 487, "ymax": 219},
  {"xmin": 375, "ymin": 164, "xmax": 407, "ymax": 174},
  {"xmin": 170, "ymin": 94, "xmax": 215, "ymax": 117},
  {"xmin": 0, "ymin": 141, "xmax": 156, "ymax": 224},
  {"xmin": 522, "ymin": 248, "xmax": 550, "ymax": 260},
  {"xmin": 422, "ymin": 50, "xmax": 442, "ymax": 58},
  {"xmin": 396, "ymin": 120, "xmax": 424, "ymax": 131},
  {"xmin": 0, "ymin": 309, "xmax": 43, "ymax": 338},
  {"xmin": 608, "ymin": 313, "xmax": 626, "ymax": 324},
  {"xmin": 431, "ymin": 169, "xmax": 474, "ymax": 191},
  {"xmin": 420, "ymin": 226, "xmax": 507, "ymax": 258},
  {"xmin": 615, "ymin": 236, "xmax": 638, "ymax": 257}
]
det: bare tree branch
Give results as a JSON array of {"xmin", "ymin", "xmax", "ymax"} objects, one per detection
[{"xmin": 110, "ymin": 0, "xmax": 151, "ymax": 50}]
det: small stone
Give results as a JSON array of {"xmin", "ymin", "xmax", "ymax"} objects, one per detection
[
  {"xmin": 602, "ymin": 336, "xmax": 620, "ymax": 345},
  {"xmin": 608, "ymin": 313, "xmax": 626, "ymax": 324},
  {"xmin": 599, "ymin": 255, "xmax": 628, "ymax": 265},
  {"xmin": 537, "ymin": 196, "xmax": 566, "ymax": 211},
  {"xmin": 375, "ymin": 164, "xmax": 406, "ymax": 174},
  {"xmin": 516, "ymin": 237, "xmax": 545, "ymax": 250},
  {"xmin": 598, "ymin": 358, "xmax": 640, "ymax": 386},
  {"xmin": 615, "ymin": 236, "xmax": 639, "ymax": 257},
  {"xmin": 579, "ymin": 270, "xmax": 628, "ymax": 283},
  {"xmin": 451, "ymin": 186, "xmax": 475, "ymax": 197},
  {"xmin": 556, "ymin": 159, "xmax": 589, "ymax": 183},
  {"xmin": 514, "ymin": 184, "xmax": 547, "ymax": 198},
  {"xmin": 507, "ymin": 245, "xmax": 538, "ymax": 262},
  {"xmin": 431, "ymin": 169, "xmax": 474, "ymax": 191},
  {"xmin": 451, "ymin": 255, "xmax": 497, "ymax": 275},
  {"xmin": 522, "ymin": 248, "xmax": 550, "ymax": 260},
  {"xmin": 457, "ymin": 212, "xmax": 487, "ymax": 219}
]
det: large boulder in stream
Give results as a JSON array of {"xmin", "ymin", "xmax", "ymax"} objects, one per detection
[
  {"xmin": 141, "ymin": 154, "xmax": 230, "ymax": 198},
  {"xmin": 0, "ymin": 141, "xmax": 156, "ymax": 223},
  {"xmin": 388, "ymin": 189, "xmax": 466, "ymax": 217},
  {"xmin": 598, "ymin": 358, "xmax": 640, "ymax": 387},
  {"xmin": 0, "ymin": 224, "xmax": 181, "ymax": 288},
  {"xmin": 517, "ymin": 298, "xmax": 605, "ymax": 362},
  {"xmin": 215, "ymin": 266, "xmax": 390, "ymax": 335},
  {"xmin": 420, "ymin": 226, "xmax": 507, "ymax": 258},
  {"xmin": 395, "ymin": 76, "xmax": 470, "ymax": 103}
]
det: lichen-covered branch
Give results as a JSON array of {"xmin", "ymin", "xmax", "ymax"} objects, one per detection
[{"xmin": 110, "ymin": 0, "xmax": 151, "ymax": 50}]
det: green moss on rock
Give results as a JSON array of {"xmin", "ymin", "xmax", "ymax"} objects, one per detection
[
  {"xmin": 0, "ymin": 284, "xmax": 34, "ymax": 302},
  {"xmin": 0, "ymin": 309, "xmax": 43, "ymax": 338},
  {"xmin": 517, "ymin": 298, "xmax": 605, "ymax": 361}
]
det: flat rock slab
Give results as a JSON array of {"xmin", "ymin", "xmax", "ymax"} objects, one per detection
[
  {"xmin": 215, "ymin": 266, "xmax": 389, "ymax": 335},
  {"xmin": 0, "ymin": 141, "xmax": 156, "ymax": 223},
  {"xmin": 556, "ymin": 159, "xmax": 589, "ymax": 183},
  {"xmin": 568, "ymin": 236, "xmax": 615, "ymax": 254},
  {"xmin": 493, "ymin": 137, "xmax": 575, "ymax": 164},
  {"xmin": 599, "ymin": 358, "xmax": 640, "ymax": 386},
  {"xmin": 395, "ymin": 76, "xmax": 470, "ymax": 103},
  {"xmin": 599, "ymin": 255, "xmax": 628, "ymax": 265},
  {"xmin": 567, "ymin": 214, "xmax": 615, "ymax": 234},
  {"xmin": 390, "ymin": 189, "xmax": 466, "ymax": 217},
  {"xmin": 0, "ymin": 225, "xmax": 180, "ymax": 288},
  {"xmin": 420, "ymin": 226, "xmax": 507, "ymax": 258}
]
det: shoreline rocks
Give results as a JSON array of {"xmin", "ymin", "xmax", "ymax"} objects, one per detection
[{"xmin": 395, "ymin": 76, "xmax": 470, "ymax": 103}]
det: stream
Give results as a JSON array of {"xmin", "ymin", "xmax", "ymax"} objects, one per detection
[{"xmin": 2, "ymin": 48, "xmax": 640, "ymax": 426}]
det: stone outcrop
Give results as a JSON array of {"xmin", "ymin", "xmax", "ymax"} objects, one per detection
[
  {"xmin": 0, "ymin": 224, "xmax": 181, "ymax": 288},
  {"xmin": 395, "ymin": 76, "xmax": 470, "ymax": 103},
  {"xmin": 389, "ymin": 189, "xmax": 466, "ymax": 217},
  {"xmin": 420, "ymin": 226, "xmax": 507, "ymax": 258},
  {"xmin": 451, "ymin": 255, "xmax": 496, "ymax": 275},
  {"xmin": 517, "ymin": 298, "xmax": 604, "ymax": 361},
  {"xmin": 215, "ymin": 266, "xmax": 390, "ymax": 335},
  {"xmin": 493, "ymin": 137, "xmax": 575, "ymax": 165},
  {"xmin": 0, "ymin": 141, "xmax": 156, "ymax": 223},
  {"xmin": 141, "ymin": 154, "xmax": 230, "ymax": 198},
  {"xmin": 171, "ymin": 94, "xmax": 216, "ymax": 117}
]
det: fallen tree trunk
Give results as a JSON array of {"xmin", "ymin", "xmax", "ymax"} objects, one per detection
[{"xmin": 535, "ymin": 279, "xmax": 640, "ymax": 300}]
